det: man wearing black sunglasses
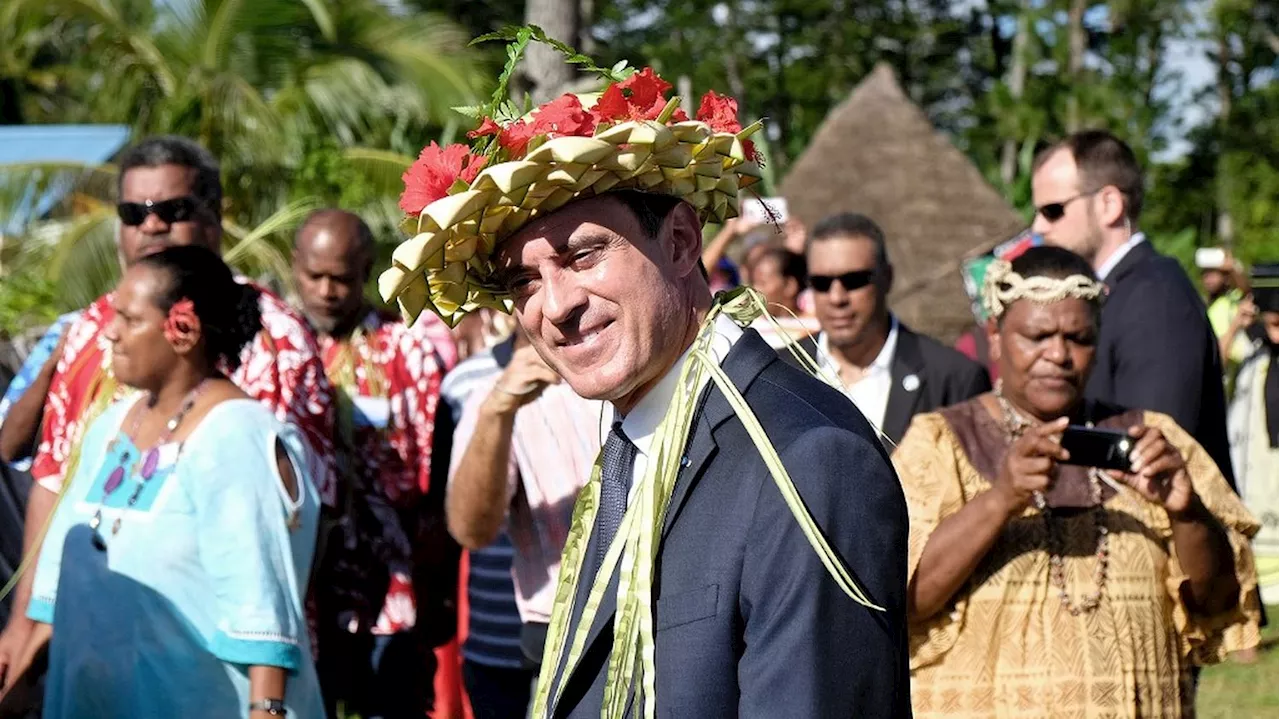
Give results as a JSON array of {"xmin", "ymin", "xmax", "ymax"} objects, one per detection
[
  {"xmin": 0, "ymin": 136, "xmax": 340, "ymax": 702},
  {"xmin": 790, "ymin": 213, "xmax": 990, "ymax": 446},
  {"xmin": 1031, "ymin": 129, "xmax": 1234, "ymax": 489}
]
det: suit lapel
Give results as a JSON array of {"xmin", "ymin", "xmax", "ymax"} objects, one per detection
[
  {"xmin": 661, "ymin": 331, "xmax": 776, "ymax": 538},
  {"xmin": 557, "ymin": 331, "xmax": 778, "ymax": 695},
  {"xmin": 882, "ymin": 326, "xmax": 925, "ymax": 443}
]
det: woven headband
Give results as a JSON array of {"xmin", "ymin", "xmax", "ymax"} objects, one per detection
[{"xmin": 981, "ymin": 259, "xmax": 1106, "ymax": 320}]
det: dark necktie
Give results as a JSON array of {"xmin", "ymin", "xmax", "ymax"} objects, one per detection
[{"xmin": 595, "ymin": 422, "xmax": 637, "ymax": 578}]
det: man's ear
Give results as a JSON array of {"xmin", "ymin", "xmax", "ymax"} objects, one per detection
[
  {"xmin": 1097, "ymin": 185, "xmax": 1127, "ymax": 227},
  {"xmin": 666, "ymin": 202, "xmax": 704, "ymax": 278},
  {"xmin": 880, "ymin": 263, "xmax": 895, "ymax": 295}
]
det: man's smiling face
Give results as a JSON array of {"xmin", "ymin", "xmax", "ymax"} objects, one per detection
[{"xmin": 495, "ymin": 194, "xmax": 697, "ymax": 410}]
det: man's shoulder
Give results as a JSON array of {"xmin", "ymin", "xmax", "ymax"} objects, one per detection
[
  {"xmin": 739, "ymin": 356, "xmax": 884, "ymax": 455},
  {"xmin": 1114, "ymin": 248, "xmax": 1199, "ymax": 298},
  {"xmin": 246, "ymin": 286, "xmax": 321, "ymax": 354},
  {"xmin": 439, "ymin": 349, "xmax": 499, "ymax": 404}
]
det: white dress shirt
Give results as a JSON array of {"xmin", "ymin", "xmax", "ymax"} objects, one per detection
[
  {"xmin": 606, "ymin": 314, "xmax": 745, "ymax": 501},
  {"xmin": 815, "ymin": 317, "xmax": 900, "ymax": 433},
  {"xmin": 1095, "ymin": 232, "xmax": 1147, "ymax": 280}
]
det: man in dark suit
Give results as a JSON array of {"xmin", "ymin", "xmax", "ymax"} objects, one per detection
[
  {"xmin": 1032, "ymin": 130, "xmax": 1235, "ymax": 487},
  {"xmin": 798, "ymin": 213, "xmax": 990, "ymax": 446},
  {"xmin": 489, "ymin": 190, "xmax": 910, "ymax": 717}
]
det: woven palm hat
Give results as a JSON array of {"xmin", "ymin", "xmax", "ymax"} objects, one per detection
[{"xmin": 378, "ymin": 64, "xmax": 763, "ymax": 328}]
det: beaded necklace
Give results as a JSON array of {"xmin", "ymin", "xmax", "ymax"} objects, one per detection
[
  {"xmin": 89, "ymin": 380, "xmax": 208, "ymax": 539},
  {"xmin": 994, "ymin": 390, "xmax": 1110, "ymax": 615}
]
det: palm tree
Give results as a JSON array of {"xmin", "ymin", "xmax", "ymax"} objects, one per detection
[{"xmin": 0, "ymin": 0, "xmax": 489, "ymax": 333}]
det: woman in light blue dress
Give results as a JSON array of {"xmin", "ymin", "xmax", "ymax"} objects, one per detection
[{"xmin": 8, "ymin": 246, "xmax": 322, "ymax": 718}]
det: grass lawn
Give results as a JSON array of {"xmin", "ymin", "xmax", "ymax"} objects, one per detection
[{"xmin": 1197, "ymin": 604, "xmax": 1279, "ymax": 718}]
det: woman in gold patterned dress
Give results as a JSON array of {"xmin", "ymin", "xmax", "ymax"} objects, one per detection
[{"xmin": 894, "ymin": 246, "xmax": 1260, "ymax": 718}]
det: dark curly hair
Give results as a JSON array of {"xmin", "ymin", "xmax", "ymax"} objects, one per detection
[{"xmin": 136, "ymin": 246, "xmax": 262, "ymax": 371}]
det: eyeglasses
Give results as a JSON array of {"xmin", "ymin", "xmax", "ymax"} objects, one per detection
[
  {"xmin": 809, "ymin": 270, "xmax": 875, "ymax": 293},
  {"xmin": 1035, "ymin": 190, "xmax": 1099, "ymax": 223},
  {"xmin": 116, "ymin": 196, "xmax": 203, "ymax": 227}
]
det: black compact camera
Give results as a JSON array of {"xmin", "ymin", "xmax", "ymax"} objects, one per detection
[{"xmin": 1060, "ymin": 425, "xmax": 1133, "ymax": 472}]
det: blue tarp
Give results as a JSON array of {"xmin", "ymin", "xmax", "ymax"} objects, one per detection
[{"xmin": 0, "ymin": 124, "xmax": 131, "ymax": 233}]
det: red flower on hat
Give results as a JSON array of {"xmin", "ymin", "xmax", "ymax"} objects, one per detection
[
  {"xmin": 498, "ymin": 119, "xmax": 536, "ymax": 157},
  {"xmin": 696, "ymin": 90, "xmax": 743, "ymax": 134},
  {"xmin": 466, "ymin": 117, "xmax": 502, "ymax": 140},
  {"xmin": 590, "ymin": 83, "xmax": 631, "ymax": 124},
  {"xmin": 399, "ymin": 142, "xmax": 488, "ymax": 215},
  {"xmin": 530, "ymin": 95, "xmax": 596, "ymax": 138},
  {"xmin": 591, "ymin": 68, "xmax": 684, "ymax": 124},
  {"xmin": 619, "ymin": 68, "xmax": 671, "ymax": 113}
]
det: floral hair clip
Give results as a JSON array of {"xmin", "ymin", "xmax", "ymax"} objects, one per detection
[{"xmin": 163, "ymin": 298, "xmax": 201, "ymax": 346}]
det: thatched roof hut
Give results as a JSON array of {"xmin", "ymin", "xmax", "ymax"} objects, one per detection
[{"xmin": 780, "ymin": 63, "xmax": 1025, "ymax": 342}]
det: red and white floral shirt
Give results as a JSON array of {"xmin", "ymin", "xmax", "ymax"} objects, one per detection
[
  {"xmin": 32, "ymin": 284, "xmax": 339, "ymax": 506},
  {"xmin": 318, "ymin": 308, "xmax": 455, "ymax": 506},
  {"xmin": 316, "ymin": 309, "xmax": 456, "ymax": 633}
]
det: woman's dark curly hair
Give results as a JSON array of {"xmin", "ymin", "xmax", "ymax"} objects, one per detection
[{"xmin": 136, "ymin": 246, "xmax": 262, "ymax": 371}]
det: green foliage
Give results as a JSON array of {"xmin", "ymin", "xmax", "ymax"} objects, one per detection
[
  {"xmin": 0, "ymin": 272, "xmax": 62, "ymax": 338},
  {"xmin": 465, "ymin": 24, "xmax": 633, "ymax": 126}
]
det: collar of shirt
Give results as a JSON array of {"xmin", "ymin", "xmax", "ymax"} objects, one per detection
[
  {"xmin": 815, "ymin": 315, "xmax": 900, "ymax": 379},
  {"xmin": 1096, "ymin": 232, "xmax": 1147, "ymax": 280},
  {"xmin": 609, "ymin": 313, "xmax": 745, "ymax": 459}
]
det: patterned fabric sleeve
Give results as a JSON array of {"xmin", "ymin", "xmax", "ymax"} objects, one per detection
[
  {"xmin": 190, "ymin": 411, "xmax": 313, "ymax": 671},
  {"xmin": 239, "ymin": 289, "xmax": 338, "ymax": 507},
  {"xmin": 1143, "ymin": 410, "xmax": 1263, "ymax": 664},
  {"xmin": 30, "ymin": 301, "xmax": 113, "ymax": 492},
  {"xmin": 891, "ymin": 412, "xmax": 970, "ymax": 670},
  {"xmin": 385, "ymin": 322, "xmax": 445, "ymax": 503}
]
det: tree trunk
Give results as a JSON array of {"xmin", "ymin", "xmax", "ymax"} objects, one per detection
[
  {"xmin": 1000, "ymin": 5, "xmax": 1030, "ymax": 186},
  {"xmin": 1066, "ymin": 0, "xmax": 1086, "ymax": 132},
  {"xmin": 1215, "ymin": 31, "xmax": 1234, "ymax": 245},
  {"xmin": 524, "ymin": 0, "xmax": 580, "ymax": 103}
]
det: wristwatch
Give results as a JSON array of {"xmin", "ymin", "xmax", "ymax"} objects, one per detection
[{"xmin": 248, "ymin": 699, "xmax": 287, "ymax": 716}]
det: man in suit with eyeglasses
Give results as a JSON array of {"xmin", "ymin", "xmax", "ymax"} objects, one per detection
[
  {"xmin": 1031, "ymin": 129, "xmax": 1234, "ymax": 489},
  {"xmin": 794, "ymin": 212, "xmax": 990, "ymax": 447}
]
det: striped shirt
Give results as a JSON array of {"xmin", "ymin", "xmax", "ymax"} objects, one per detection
[
  {"xmin": 447, "ymin": 340, "xmax": 604, "ymax": 624},
  {"xmin": 441, "ymin": 347, "xmax": 525, "ymax": 669}
]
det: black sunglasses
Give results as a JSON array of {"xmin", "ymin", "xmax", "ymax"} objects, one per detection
[
  {"xmin": 1035, "ymin": 190, "xmax": 1099, "ymax": 223},
  {"xmin": 116, "ymin": 196, "xmax": 204, "ymax": 227},
  {"xmin": 809, "ymin": 270, "xmax": 876, "ymax": 293}
]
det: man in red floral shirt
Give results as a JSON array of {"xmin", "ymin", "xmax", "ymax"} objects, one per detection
[
  {"xmin": 0, "ymin": 136, "xmax": 338, "ymax": 695},
  {"xmin": 292, "ymin": 209, "xmax": 459, "ymax": 718}
]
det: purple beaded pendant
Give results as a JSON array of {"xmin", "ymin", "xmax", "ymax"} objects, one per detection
[
  {"xmin": 104, "ymin": 466, "xmax": 126, "ymax": 495},
  {"xmin": 140, "ymin": 448, "xmax": 160, "ymax": 479}
]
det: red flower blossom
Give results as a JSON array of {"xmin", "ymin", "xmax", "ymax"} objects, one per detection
[
  {"xmin": 467, "ymin": 117, "xmax": 501, "ymax": 140},
  {"xmin": 399, "ymin": 142, "xmax": 488, "ymax": 215},
  {"xmin": 591, "ymin": 68, "xmax": 682, "ymax": 125},
  {"xmin": 743, "ymin": 139, "xmax": 761, "ymax": 164},
  {"xmin": 696, "ymin": 90, "xmax": 743, "ymax": 134},
  {"xmin": 498, "ymin": 119, "xmax": 536, "ymax": 158},
  {"xmin": 671, "ymin": 107, "xmax": 690, "ymax": 123},
  {"xmin": 618, "ymin": 68, "xmax": 671, "ymax": 114},
  {"xmin": 163, "ymin": 298, "xmax": 201, "ymax": 345},
  {"xmin": 590, "ymin": 83, "xmax": 630, "ymax": 124},
  {"xmin": 530, "ymin": 95, "xmax": 595, "ymax": 138}
]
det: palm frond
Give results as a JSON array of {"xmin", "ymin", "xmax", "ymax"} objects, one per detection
[{"xmin": 342, "ymin": 147, "xmax": 413, "ymax": 196}]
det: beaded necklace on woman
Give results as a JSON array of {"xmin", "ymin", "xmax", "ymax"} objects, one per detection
[
  {"xmin": 89, "ymin": 379, "xmax": 209, "ymax": 539},
  {"xmin": 993, "ymin": 388, "xmax": 1110, "ymax": 615}
]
